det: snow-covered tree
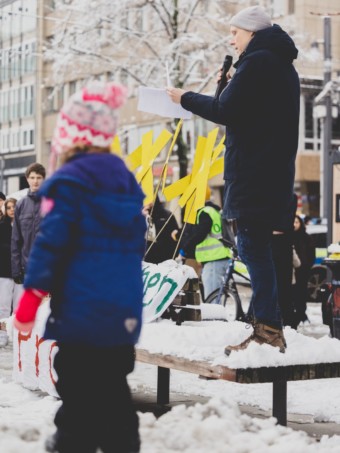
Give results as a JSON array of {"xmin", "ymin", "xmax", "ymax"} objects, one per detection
[
  {"xmin": 45, "ymin": 0, "xmax": 323, "ymax": 176},
  {"xmin": 47, "ymin": 0, "xmax": 236, "ymax": 89},
  {"xmin": 46, "ymin": 0, "xmax": 238, "ymax": 177}
]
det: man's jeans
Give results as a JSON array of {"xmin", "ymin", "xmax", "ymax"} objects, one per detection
[
  {"xmin": 236, "ymin": 221, "xmax": 282, "ymax": 329},
  {"xmin": 202, "ymin": 259, "xmax": 229, "ymax": 300}
]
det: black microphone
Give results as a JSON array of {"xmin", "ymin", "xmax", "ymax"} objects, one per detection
[{"xmin": 214, "ymin": 55, "xmax": 233, "ymax": 99}]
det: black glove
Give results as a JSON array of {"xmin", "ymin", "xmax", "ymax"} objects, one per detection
[{"xmin": 13, "ymin": 272, "xmax": 24, "ymax": 285}]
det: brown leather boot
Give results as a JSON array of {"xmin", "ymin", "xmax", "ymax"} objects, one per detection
[{"xmin": 224, "ymin": 322, "xmax": 286, "ymax": 356}]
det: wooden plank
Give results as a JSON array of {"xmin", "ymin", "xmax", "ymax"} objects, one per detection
[
  {"xmin": 136, "ymin": 349, "xmax": 340, "ymax": 384},
  {"xmin": 136, "ymin": 349, "xmax": 237, "ymax": 381}
]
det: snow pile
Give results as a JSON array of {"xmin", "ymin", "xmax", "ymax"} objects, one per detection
[
  {"xmin": 139, "ymin": 396, "xmax": 339, "ymax": 453},
  {"xmin": 1, "ymin": 377, "xmax": 338, "ymax": 453},
  {"xmin": 0, "ymin": 377, "xmax": 59, "ymax": 453}
]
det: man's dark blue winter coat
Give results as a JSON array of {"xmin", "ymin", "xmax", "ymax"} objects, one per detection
[
  {"xmin": 181, "ymin": 25, "xmax": 300, "ymax": 231},
  {"xmin": 24, "ymin": 153, "xmax": 146, "ymax": 347}
]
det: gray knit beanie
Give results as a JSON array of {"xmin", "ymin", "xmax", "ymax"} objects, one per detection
[{"xmin": 230, "ymin": 6, "xmax": 272, "ymax": 32}]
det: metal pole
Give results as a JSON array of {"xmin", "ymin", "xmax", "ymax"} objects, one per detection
[
  {"xmin": 157, "ymin": 366, "xmax": 170, "ymax": 405},
  {"xmin": 323, "ymin": 16, "xmax": 333, "ymax": 245},
  {"xmin": 273, "ymin": 380, "xmax": 287, "ymax": 426}
]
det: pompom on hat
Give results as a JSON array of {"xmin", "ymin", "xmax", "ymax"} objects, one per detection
[
  {"xmin": 230, "ymin": 6, "xmax": 272, "ymax": 32},
  {"xmin": 49, "ymin": 81, "xmax": 127, "ymax": 174}
]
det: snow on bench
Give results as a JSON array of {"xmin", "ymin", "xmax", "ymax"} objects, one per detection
[{"xmin": 135, "ymin": 318, "xmax": 340, "ymax": 426}]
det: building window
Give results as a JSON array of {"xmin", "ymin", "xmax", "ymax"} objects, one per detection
[
  {"xmin": 21, "ymin": 85, "xmax": 34, "ymax": 117},
  {"xmin": 69, "ymin": 81, "xmax": 77, "ymax": 96},
  {"xmin": 14, "ymin": 88, "xmax": 21, "ymax": 120},
  {"xmin": 22, "ymin": 41, "xmax": 36, "ymax": 75},
  {"xmin": 44, "ymin": 87, "xmax": 55, "ymax": 113},
  {"xmin": 22, "ymin": 128, "xmax": 35, "ymax": 149},
  {"xmin": 0, "ymin": 91, "xmax": 9, "ymax": 123},
  {"xmin": 0, "ymin": 131, "xmax": 10, "ymax": 153},
  {"xmin": 29, "ymin": 129, "xmax": 34, "ymax": 146},
  {"xmin": 288, "ymin": 0, "xmax": 295, "ymax": 15},
  {"xmin": 10, "ymin": 128, "xmax": 20, "ymax": 151},
  {"xmin": 2, "ymin": 50, "xmax": 10, "ymax": 81}
]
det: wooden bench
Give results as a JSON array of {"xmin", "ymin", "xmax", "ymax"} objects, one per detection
[{"xmin": 135, "ymin": 348, "xmax": 340, "ymax": 426}]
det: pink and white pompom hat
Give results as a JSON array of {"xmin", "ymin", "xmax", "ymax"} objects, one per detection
[{"xmin": 49, "ymin": 81, "xmax": 127, "ymax": 175}]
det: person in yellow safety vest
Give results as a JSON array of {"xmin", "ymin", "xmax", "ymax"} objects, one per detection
[{"xmin": 179, "ymin": 189, "xmax": 232, "ymax": 300}]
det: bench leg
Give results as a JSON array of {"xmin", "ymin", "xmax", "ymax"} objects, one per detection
[
  {"xmin": 157, "ymin": 366, "xmax": 170, "ymax": 405},
  {"xmin": 272, "ymin": 380, "xmax": 287, "ymax": 426}
]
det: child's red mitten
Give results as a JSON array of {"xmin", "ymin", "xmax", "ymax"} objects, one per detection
[{"xmin": 14, "ymin": 289, "xmax": 48, "ymax": 332}]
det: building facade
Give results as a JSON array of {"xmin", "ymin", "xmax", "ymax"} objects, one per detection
[{"xmin": 0, "ymin": 0, "xmax": 46, "ymax": 194}]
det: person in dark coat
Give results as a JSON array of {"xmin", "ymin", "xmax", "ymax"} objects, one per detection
[
  {"xmin": 293, "ymin": 215, "xmax": 315, "ymax": 326},
  {"xmin": 270, "ymin": 194, "xmax": 297, "ymax": 329},
  {"xmin": 14, "ymin": 82, "xmax": 146, "ymax": 453},
  {"xmin": 0, "ymin": 198, "xmax": 22, "ymax": 321},
  {"xmin": 144, "ymin": 195, "xmax": 179, "ymax": 264},
  {"xmin": 167, "ymin": 5, "xmax": 300, "ymax": 354},
  {"xmin": 11, "ymin": 163, "xmax": 46, "ymax": 284}
]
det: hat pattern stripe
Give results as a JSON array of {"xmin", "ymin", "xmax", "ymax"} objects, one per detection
[{"xmin": 59, "ymin": 111, "xmax": 115, "ymax": 140}]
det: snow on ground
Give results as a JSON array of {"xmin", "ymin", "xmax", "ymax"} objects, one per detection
[{"xmin": 1, "ymin": 303, "xmax": 340, "ymax": 452}]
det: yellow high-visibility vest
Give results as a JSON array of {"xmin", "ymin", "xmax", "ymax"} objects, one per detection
[{"xmin": 195, "ymin": 206, "xmax": 232, "ymax": 263}]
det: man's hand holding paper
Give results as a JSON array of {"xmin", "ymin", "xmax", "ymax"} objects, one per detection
[{"xmin": 166, "ymin": 87, "xmax": 186, "ymax": 104}]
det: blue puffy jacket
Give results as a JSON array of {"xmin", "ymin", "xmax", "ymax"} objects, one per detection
[
  {"xmin": 181, "ymin": 25, "xmax": 300, "ymax": 231},
  {"xmin": 24, "ymin": 152, "xmax": 146, "ymax": 347}
]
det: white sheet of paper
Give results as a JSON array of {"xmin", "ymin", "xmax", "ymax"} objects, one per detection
[{"xmin": 138, "ymin": 86, "xmax": 192, "ymax": 120}]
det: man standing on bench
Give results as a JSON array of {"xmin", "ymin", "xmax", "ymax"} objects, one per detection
[{"xmin": 167, "ymin": 5, "xmax": 300, "ymax": 354}]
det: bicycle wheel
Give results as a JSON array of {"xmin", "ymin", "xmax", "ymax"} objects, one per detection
[
  {"xmin": 205, "ymin": 287, "xmax": 239, "ymax": 322},
  {"xmin": 307, "ymin": 265, "xmax": 327, "ymax": 302}
]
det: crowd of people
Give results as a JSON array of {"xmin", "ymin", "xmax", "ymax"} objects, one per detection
[{"xmin": 0, "ymin": 163, "xmax": 46, "ymax": 338}]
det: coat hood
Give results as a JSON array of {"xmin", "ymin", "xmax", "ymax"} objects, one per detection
[
  {"xmin": 242, "ymin": 24, "xmax": 298, "ymax": 64},
  {"xmin": 40, "ymin": 153, "xmax": 145, "ymax": 230}
]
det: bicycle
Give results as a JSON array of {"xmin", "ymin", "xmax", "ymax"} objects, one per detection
[{"xmin": 204, "ymin": 242, "xmax": 252, "ymax": 322}]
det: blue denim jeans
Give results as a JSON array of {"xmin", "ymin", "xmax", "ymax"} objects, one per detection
[
  {"xmin": 202, "ymin": 259, "xmax": 229, "ymax": 300},
  {"xmin": 236, "ymin": 220, "xmax": 282, "ymax": 329}
]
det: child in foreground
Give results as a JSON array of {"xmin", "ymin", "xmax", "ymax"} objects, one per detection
[{"xmin": 14, "ymin": 82, "xmax": 146, "ymax": 453}]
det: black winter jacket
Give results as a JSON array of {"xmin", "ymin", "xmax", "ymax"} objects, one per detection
[
  {"xmin": 144, "ymin": 198, "xmax": 179, "ymax": 264},
  {"xmin": 11, "ymin": 190, "xmax": 42, "ymax": 277},
  {"xmin": 181, "ymin": 25, "xmax": 300, "ymax": 231},
  {"xmin": 293, "ymin": 228, "xmax": 315, "ymax": 277},
  {"xmin": 0, "ymin": 217, "xmax": 13, "ymax": 278}
]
